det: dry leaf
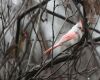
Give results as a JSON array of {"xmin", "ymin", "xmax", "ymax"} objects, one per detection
[{"xmin": 83, "ymin": 0, "xmax": 100, "ymax": 23}]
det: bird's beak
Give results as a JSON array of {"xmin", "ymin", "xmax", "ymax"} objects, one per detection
[{"xmin": 79, "ymin": 20, "xmax": 83, "ymax": 28}]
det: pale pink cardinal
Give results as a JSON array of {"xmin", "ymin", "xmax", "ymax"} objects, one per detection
[{"xmin": 44, "ymin": 20, "xmax": 83, "ymax": 55}]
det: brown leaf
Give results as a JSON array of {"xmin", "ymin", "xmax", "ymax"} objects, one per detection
[
  {"xmin": 83, "ymin": 0, "xmax": 100, "ymax": 23},
  {"xmin": 94, "ymin": 0, "xmax": 100, "ymax": 15},
  {"xmin": 5, "ymin": 44, "xmax": 17, "ymax": 58}
]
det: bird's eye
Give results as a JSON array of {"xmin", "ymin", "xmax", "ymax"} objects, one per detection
[
  {"xmin": 78, "ymin": 27, "xmax": 81, "ymax": 29},
  {"xmin": 78, "ymin": 26, "xmax": 84, "ymax": 32}
]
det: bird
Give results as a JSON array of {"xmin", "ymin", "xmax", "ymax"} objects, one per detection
[{"xmin": 44, "ymin": 20, "xmax": 83, "ymax": 55}]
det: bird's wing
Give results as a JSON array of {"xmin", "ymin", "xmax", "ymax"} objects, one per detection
[
  {"xmin": 44, "ymin": 31, "xmax": 77, "ymax": 54},
  {"xmin": 57, "ymin": 31, "xmax": 77, "ymax": 45}
]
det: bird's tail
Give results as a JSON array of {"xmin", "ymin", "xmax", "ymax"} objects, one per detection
[{"xmin": 44, "ymin": 43, "xmax": 61, "ymax": 55}]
